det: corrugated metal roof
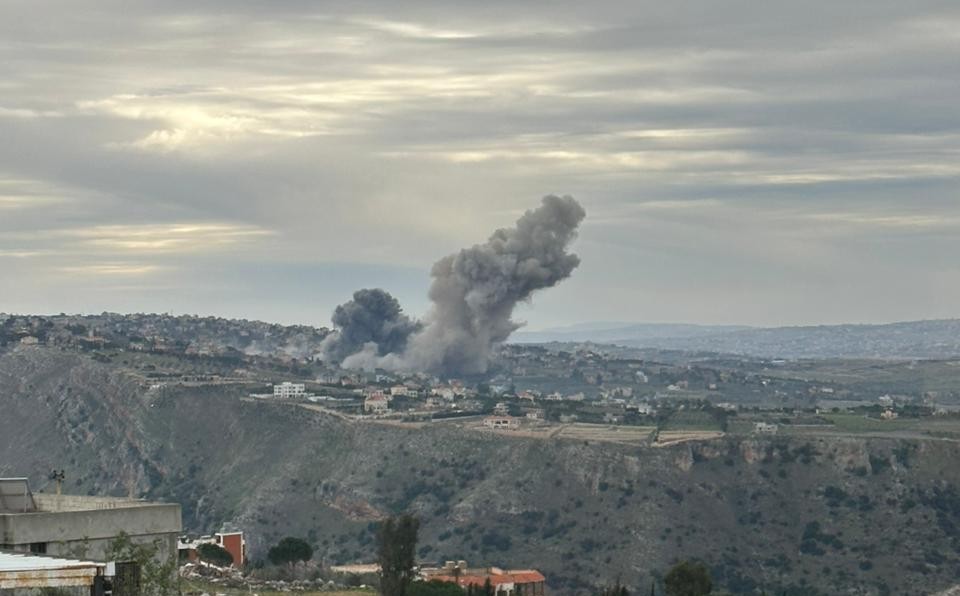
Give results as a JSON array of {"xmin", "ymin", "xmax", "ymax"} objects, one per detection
[
  {"xmin": 0, "ymin": 551, "xmax": 104, "ymax": 572},
  {"xmin": 0, "ymin": 551, "xmax": 105, "ymax": 589}
]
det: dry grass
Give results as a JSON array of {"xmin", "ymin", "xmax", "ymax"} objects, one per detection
[{"xmin": 654, "ymin": 430, "xmax": 725, "ymax": 446}]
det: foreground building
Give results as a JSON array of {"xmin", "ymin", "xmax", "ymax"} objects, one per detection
[
  {"xmin": 0, "ymin": 550, "xmax": 107, "ymax": 592},
  {"xmin": 0, "ymin": 478, "xmax": 181, "ymax": 564}
]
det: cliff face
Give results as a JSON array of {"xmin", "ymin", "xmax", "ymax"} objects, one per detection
[{"xmin": 3, "ymin": 347, "xmax": 960, "ymax": 596}]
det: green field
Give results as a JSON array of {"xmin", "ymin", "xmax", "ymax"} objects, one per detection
[
  {"xmin": 659, "ymin": 410, "xmax": 723, "ymax": 431},
  {"xmin": 819, "ymin": 413, "xmax": 913, "ymax": 432}
]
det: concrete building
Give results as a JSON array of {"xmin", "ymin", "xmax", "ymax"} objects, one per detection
[
  {"xmin": 525, "ymin": 409, "xmax": 545, "ymax": 420},
  {"xmin": 483, "ymin": 416, "xmax": 520, "ymax": 430},
  {"xmin": 424, "ymin": 561, "xmax": 546, "ymax": 596},
  {"xmin": 273, "ymin": 382, "xmax": 307, "ymax": 399},
  {"xmin": 0, "ymin": 478, "xmax": 181, "ymax": 564},
  {"xmin": 364, "ymin": 395, "xmax": 390, "ymax": 414},
  {"xmin": 178, "ymin": 531, "xmax": 246, "ymax": 568},
  {"xmin": 754, "ymin": 422, "xmax": 778, "ymax": 434}
]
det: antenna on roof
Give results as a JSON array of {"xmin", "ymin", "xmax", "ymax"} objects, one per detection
[{"xmin": 48, "ymin": 469, "xmax": 65, "ymax": 496}]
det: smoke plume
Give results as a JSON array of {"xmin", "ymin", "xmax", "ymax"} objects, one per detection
[
  {"xmin": 327, "ymin": 195, "xmax": 586, "ymax": 375},
  {"xmin": 319, "ymin": 288, "xmax": 419, "ymax": 363}
]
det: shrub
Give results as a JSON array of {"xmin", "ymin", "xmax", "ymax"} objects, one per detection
[
  {"xmin": 197, "ymin": 543, "xmax": 234, "ymax": 567},
  {"xmin": 267, "ymin": 537, "xmax": 313, "ymax": 566}
]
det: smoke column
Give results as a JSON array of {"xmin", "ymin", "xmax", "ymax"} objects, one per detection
[
  {"xmin": 329, "ymin": 195, "xmax": 586, "ymax": 375},
  {"xmin": 319, "ymin": 288, "xmax": 419, "ymax": 363}
]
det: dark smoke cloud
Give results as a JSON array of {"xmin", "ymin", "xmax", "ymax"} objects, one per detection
[
  {"xmin": 319, "ymin": 288, "xmax": 419, "ymax": 363},
  {"xmin": 332, "ymin": 195, "xmax": 586, "ymax": 375}
]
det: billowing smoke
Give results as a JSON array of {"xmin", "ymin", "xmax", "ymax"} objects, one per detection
[
  {"xmin": 319, "ymin": 288, "xmax": 419, "ymax": 363},
  {"xmin": 327, "ymin": 195, "xmax": 586, "ymax": 375}
]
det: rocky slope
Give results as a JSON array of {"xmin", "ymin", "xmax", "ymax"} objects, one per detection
[{"xmin": 2, "ymin": 347, "xmax": 960, "ymax": 596}]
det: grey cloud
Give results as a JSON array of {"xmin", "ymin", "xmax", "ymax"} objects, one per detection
[{"xmin": 0, "ymin": 1, "xmax": 958, "ymax": 327}]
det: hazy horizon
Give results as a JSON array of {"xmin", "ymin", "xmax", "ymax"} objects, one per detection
[{"xmin": 5, "ymin": 308, "xmax": 958, "ymax": 335}]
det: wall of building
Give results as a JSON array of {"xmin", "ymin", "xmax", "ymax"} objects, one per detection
[{"xmin": 0, "ymin": 499, "xmax": 181, "ymax": 564}]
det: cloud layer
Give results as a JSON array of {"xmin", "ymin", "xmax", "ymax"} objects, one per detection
[{"xmin": 1, "ymin": 1, "xmax": 958, "ymax": 326}]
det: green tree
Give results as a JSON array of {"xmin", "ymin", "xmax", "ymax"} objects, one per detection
[
  {"xmin": 664, "ymin": 561, "xmax": 712, "ymax": 596},
  {"xmin": 197, "ymin": 543, "xmax": 234, "ymax": 567},
  {"xmin": 267, "ymin": 537, "xmax": 313, "ymax": 567},
  {"xmin": 597, "ymin": 579, "xmax": 629, "ymax": 596},
  {"xmin": 377, "ymin": 514, "xmax": 420, "ymax": 596},
  {"xmin": 408, "ymin": 580, "xmax": 467, "ymax": 596},
  {"xmin": 105, "ymin": 531, "xmax": 178, "ymax": 596}
]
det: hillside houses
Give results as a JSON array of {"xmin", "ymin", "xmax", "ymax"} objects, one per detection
[{"xmin": 423, "ymin": 562, "xmax": 546, "ymax": 596}]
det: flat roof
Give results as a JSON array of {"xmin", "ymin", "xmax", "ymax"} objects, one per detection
[{"xmin": 30, "ymin": 494, "xmax": 172, "ymax": 512}]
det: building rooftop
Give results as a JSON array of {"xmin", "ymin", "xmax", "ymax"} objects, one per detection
[
  {"xmin": 0, "ymin": 479, "xmax": 174, "ymax": 515},
  {"xmin": 0, "ymin": 551, "xmax": 105, "ymax": 589},
  {"xmin": 429, "ymin": 570, "xmax": 546, "ymax": 587}
]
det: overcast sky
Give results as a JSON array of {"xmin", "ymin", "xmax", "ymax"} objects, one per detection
[{"xmin": 1, "ymin": 1, "xmax": 958, "ymax": 330}]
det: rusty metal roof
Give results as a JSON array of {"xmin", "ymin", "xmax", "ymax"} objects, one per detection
[{"xmin": 0, "ymin": 551, "xmax": 105, "ymax": 589}]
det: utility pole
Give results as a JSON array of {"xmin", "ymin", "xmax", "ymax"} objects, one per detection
[{"xmin": 49, "ymin": 469, "xmax": 65, "ymax": 509}]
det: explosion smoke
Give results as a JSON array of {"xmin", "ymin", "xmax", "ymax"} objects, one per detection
[
  {"xmin": 326, "ymin": 195, "xmax": 586, "ymax": 375},
  {"xmin": 319, "ymin": 288, "xmax": 419, "ymax": 363}
]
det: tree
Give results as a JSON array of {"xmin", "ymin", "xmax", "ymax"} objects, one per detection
[
  {"xmin": 377, "ymin": 514, "xmax": 420, "ymax": 596},
  {"xmin": 105, "ymin": 531, "xmax": 178, "ymax": 596},
  {"xmin": 664, "ymin": 561, "xmax": 712, "ymax": 596},
  {"xmin": 597, "ymin": 579, "xmax": 629, "ymax": 596},
  {"xmin": 267, "ymin": 537, "xmax": 313, "ymax": 567},
  {"xmin": 408, "ymin": 580, "xmax": 467, "ymax": 596},
  {"xmin": 197, "ymin": 543, "xmax": 234, "ymax": 567}
]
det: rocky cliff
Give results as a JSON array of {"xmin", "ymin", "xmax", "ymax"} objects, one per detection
[{"xmin": 2, "ymin": 347, "xmax": 959, "ymax": 596}]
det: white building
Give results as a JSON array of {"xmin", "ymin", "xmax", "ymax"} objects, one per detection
[
  {"xmin": 526, "ymin": 409, "xmax": 545, "ymax": 420},
  {"xmin": 273, "ymin": 382, "xmax": 307, "ymax": 399},
  {"xmin": 483, "ymin": 416, "xmax": 520, "ymax": 430},
  {"xmin": 633, "ymin": 403, "xmax": 655, "ymax": 415},
  {"xmin": 364, "ymin": 395, "xmax": 390, "ymax": 414},
  {"xmin": 754, "ymin": 422, "xmax": 778, "ymax": 434}
]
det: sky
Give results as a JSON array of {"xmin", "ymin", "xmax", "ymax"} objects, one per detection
[{"xmin": 1, "ymin": 1, "xmax": 959, "ymax": 330}]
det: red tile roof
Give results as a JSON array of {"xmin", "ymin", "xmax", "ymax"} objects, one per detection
[{"xmin": 431, "ymin": 570, "xmax": 545, "ymax": 587}]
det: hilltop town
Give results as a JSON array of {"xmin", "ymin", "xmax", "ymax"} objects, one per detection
[{"xmin": 4, "ymin": 313, "xmax": 960, "ymax": 595}]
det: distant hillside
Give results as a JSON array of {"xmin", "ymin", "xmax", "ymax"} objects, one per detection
[
  {"xmin": 512, "ymin": 323, "xmax": 750, "ymax": 344},
  {"xmin": 4, "ymin": 346, "xmax": 960, "ymax": 596},
  {"xmin": 619, "ymin": 319, "xmax": 960, "ymax": 359},
  {"xmin": 0, "ymin": 312, "xmax": 329, "ymax": 360},
  {"xmin": 516, "ymin": 319, "xmax": 960, "ymax": 360}
]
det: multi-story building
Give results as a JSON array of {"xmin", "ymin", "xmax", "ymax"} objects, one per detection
[{"xmin": 273, "ymin": 382, "xmax": 306, "ymax": 399}]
